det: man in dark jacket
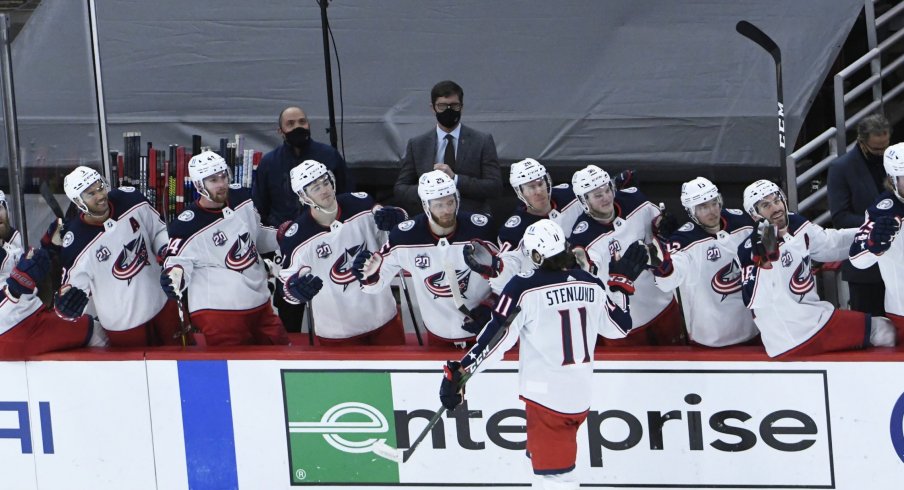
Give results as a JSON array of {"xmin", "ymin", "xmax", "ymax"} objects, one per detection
[{"xmin": 827, "ymin": 113, "xmax": 891, "ymax": 315}]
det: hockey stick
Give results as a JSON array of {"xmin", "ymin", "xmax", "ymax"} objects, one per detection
[
  {"xmin": 372, "ymin": 306, "xmax": 521, "ymax": 463},
  {"xmin": 39, "ymin": 182, "xmax": 65, "ymax": 219},
  {"xmin": 443, "ymin": 260, "xmax": 474, "ymax": 320},
  {"xmin": 172, "ymin": 295, "xmax": 194, "ymax": 348},
  {"xmin": 736, "ymin": 21, "xmax": 786, "ymax": 183},
  {"xmin": 397, "ymin": 271, "xmax": 423, "ymax": 346}
]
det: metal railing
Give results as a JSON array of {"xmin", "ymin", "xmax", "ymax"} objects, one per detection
[{"xmin": 787, "ymin": 0, "xmax": 904, "ymax": 225}]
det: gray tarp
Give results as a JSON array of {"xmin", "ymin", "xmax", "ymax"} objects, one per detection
[{"xmin": 5, "ymin": 0, "xmax": 863, "ymax": 171}]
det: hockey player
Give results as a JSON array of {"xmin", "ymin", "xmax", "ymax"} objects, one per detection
[
  {"xmin": 736, "ymin": 179, "xmax": 895, "ymax": 358},
  {"xmin": 439, "ymin": 220, "xmax": 647, "ymax": 490},
  {"xmin": 0, "ymin": 191, "xmax": 101, "ymax": 358},
  {"xmin": 161, "ymin": 151, "xmax": 289, "ymax": 346},
  {"xmin": 849, "ymin": 142, "xmax": 904, "ymax": 340},
  {"xmin": 567, "ymin": 164, "xmax": 685, "ymax": 346},
  {"xmin": 53, "ymin": 166, "xmax": 181, "ymax": 347},
  {"xmin": 277, "ymin": 159, "xmax": 406, "ymax": 345},
  {"xmin": 467, "ymin": 158, "xmax": 583, "ymax": 294},
  {"xmin": 650, "ymin": 177, "xmax": 759, "ymax": 347},
  {"xmin": 352, "ymin": 170, "xmax": 495, "ymax": 346}
]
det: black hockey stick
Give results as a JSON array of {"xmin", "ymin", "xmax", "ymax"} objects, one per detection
[
  {"xmin": 397, "ymin": 271, "xmax": 424, "ymax": 345},
  {"xmin": 39, "ymin": 182, "xmax": 64, "ymax": 219},
  {"xmin": 372, "ymin": 306, "xmax": 521, "ymax": 463},
  {"xmin": 736, "ymin": 21, "xmax": 786, "ymax": 177}
]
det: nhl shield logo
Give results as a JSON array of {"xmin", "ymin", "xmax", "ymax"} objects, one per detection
[
  {"xmin": 225, "ymin": 232, "xmax": 259, "ymax": 271},
  {"xmin": 112, "ymin": 235, "xmax": 150, "ymax": 282}
]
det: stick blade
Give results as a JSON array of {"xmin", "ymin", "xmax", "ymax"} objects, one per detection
[
  {"xmin": 371, "ymin": 441, "xmax": 403, "ymax": 463},
  {"xmin": 736, "ymin": 20, "xmax": 781, "ymax": 62}
]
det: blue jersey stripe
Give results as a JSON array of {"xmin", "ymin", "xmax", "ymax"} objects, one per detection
[{"xmin": 177, "ymin": 360, "xmax": 239, "ymax": 490}]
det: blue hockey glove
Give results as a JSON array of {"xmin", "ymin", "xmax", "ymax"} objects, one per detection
[
  {"xmin": 463, "ymin": 239, "xmax": 502, "ymax": 279},
  {"xmin": 461, "ymin": 303, "xmax": 493, "ymax": 335},
  {"xmin": 439, "ymin": 361, "xmax": 465, "ymax": 410},
  {"xmin": 160, "ymin": 266, "xmax": 185, "ymax": 300},
  {"xmin": 867, "ymin": 216, "xmax": 899, "ymax": 254},
  {"xmin": 6, "ymin": 249, "xmax": 50, "ymax": 298},
  {"xmin": 352, "ymin": 249, "xmax": 382, "ymax": 285},
  {"xmin": 54, "ymin": 286, "xmax": 89, "ymax": 320},
  {"xmin": 373, "ymin": 206, "xmax": 408, "ymax": 231},
  {"xmin": 613, "ymin": 169, "xmax": 637, "ymax": 190},
  {"xmin": 285, "ymin": 273, "xmax": 323, "ymax": 304}
]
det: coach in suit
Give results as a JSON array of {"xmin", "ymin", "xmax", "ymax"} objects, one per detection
[
  {"xmin": 827, "ymin": 113, "xmax": 891, "ymax": 316},
  {"xmin": 394, "ymin": 80, "xmax": 501, "ymax": 215}
]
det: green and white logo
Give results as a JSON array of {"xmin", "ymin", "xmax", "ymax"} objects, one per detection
[{"xmin": 282, "ymin": 370, "xmax": 400, "ymax": 484}]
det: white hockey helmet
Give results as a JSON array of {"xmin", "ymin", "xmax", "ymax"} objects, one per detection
[
  {"xmin": 680, "ymin": 177, "xmax": 722, "ymax": 225},
  {"xmin": 290, "ymin": 159, "xmax": 336, "ymax": 210},
  {"xmin": 883, "ymin": 143, "xmax": 904, "ymax": 200},
  {"xmin": 0, "ymin": 189, "xmax": 6, "ymax": 209},
  {"xmin": 571, "ymin": 165, "xmax": 613, "ymax": 213},
  {"xmin": 188, "ymin": 150, "xmax": 230, "ymax": 199},
  {"xmin": 522, "ymin": 219, "xmax": 567, "ymax": 266},
  {"xmin": 64, "ymin": 166, "xmax": 106, "ymax": 213},
  {"xmin": 418, "ymin": 170, "xmax": 459, "ymax": 221},
  {"xmin": 743, "ymin": 179, "xmax": 785, "ymax": 220},
  {"xmin": 509, "ymin": 158, "xmax": 552, "ymax": 208}
]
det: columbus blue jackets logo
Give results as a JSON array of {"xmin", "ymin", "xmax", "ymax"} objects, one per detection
[
  {"xmin": 789, "ymin": 256, "xmax": 814, "ymax": 300},
  {"xmin": 710, "ymin": 260, "xmax": 742, "ymax": 300},
  {"xmin": 112, "ymin": 235, "xmax": 150, "ymax": 282},
  {"xmin": 425, "ymin": 268, "xmax": 471, "ymax": 299},
  {"xmin": 225, "ymin": 232, "xmax": 259, "ymax": 272},
  {"xmin": 330, "ymin": 243, "xmax": 366, "ymax": 290}
]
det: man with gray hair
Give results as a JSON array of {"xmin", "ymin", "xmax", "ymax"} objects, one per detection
[{"xmin": 827, "ymin": 112, "xmax": 891, "ymax": 315}]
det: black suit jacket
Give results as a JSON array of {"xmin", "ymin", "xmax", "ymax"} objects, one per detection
[
  {"xmin": 827, "ymin": 148, "xmax": 882, "ymax": 283},
  {"xmin": 394, "ymin": 124, "xmax": 501, "ymax": 214}
]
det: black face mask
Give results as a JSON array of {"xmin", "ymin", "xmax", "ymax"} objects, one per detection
[
  {"xmin": 435, "ymin": 108, "xmax": 461, "ymax": 129},
  {"xmin": 866, "ymin": 152, "xmax": 884, "ymax": 166},
  {"xmin": 285, "ymin": 127, "xmax": 311, "ymax": 150}
]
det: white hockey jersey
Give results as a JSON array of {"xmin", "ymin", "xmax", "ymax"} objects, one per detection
[
  {"xmin": 491, "ymin": 185, "xmax": 583, "ymax": 294},
  {"xmin": 278, "ymin": 193, "xmax": 397, "ymax": 339},
  {"xmin": 60, "ymin": 188, "xmax": 169, "ymax": 331},
  {"xmin": 654, "ymin": 210, "xmax": 758, "ymax": 347},
  {"xmin": 164, "ymin": 186, "xmax": 278, "ymax": 314},
  {"xmin": 568, "ymin": 187, "xmax": 673, "ymax": 327},
  {"xmin": 849, "ymin": 192, "xmax": 904, "ymax": 317},
  {"xmin": 362, "ymin": 212, "xmax": 494, "ymax": 340},
  {"xmin": 736, "ymin": 214, "xmax": 857, "ymax": 357},
  {"xmin": 461, "ymin": 268, "xmax": 632, "ymax": 414},
  {"xmin": 0, "ymin": 229, "xmax": 40, "ymax": 336}
]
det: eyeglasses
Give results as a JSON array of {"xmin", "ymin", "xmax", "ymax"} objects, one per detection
[{"xmin": 434, "ymin": 103, "xmax": 462, "ymax": 111}]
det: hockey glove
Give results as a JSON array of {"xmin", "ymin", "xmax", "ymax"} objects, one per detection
[
  {"xmin": 373, "ymin": 206, "xmax": 408, "ymax": 231},
  {"xmin": 646, "ymin": 236, "xmax": 675, "ymax": 278},
  {"xmin": 6, "ymin": 249, "xmax": 50, "ymax": 298},
  {"xmin": 607, "ymin": 241, "xmax": 648, "ymax": 295},
  {"xmin": 439, "ymin": 361, "xmax": 465, "ymax": 410},
  {"xmin": 461, "ymin": 303, "xmax": 493, "ymax": 335},
  {"xmin": 40, "ymin": 218, "xmax": 65, "ymax": 252},
  {"xmin": 573, "ymin": 246, "xmax": 598, "ymax": 275},
  {"xmin": 160, "ymin": 266, "xmax": 185, "ymax": 300},
  {"xmin": 654, "ymin": 206, "xmax": 679, "ymax": 241},
  {"xmin": 285, "ymin": 273, "xmax": 323, "ymax": 304},
  {"xmin": 751, "ymin": 220, "xmax": 780, "ymax": 267},
  {"xmin": 866, "ymin": 216, "xmax": 899, "ymax": 254},
  {"xmin": 613, "ymin": 169, "xmax": 638, "ymax": 190},
  {"xmin": 54, "ymin": 286, "xmax": 89, "ymax": 320},
  {"xmin": 352, "ymin": 249, "xmax": 382, "ymax": 285},
  {"xmin": 463, "ymin": 239, "xmax": 503, "ymax": 279}
]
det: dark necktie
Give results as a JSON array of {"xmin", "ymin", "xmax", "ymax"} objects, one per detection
[{"xmin": 444, "ymin": 133, "xmax": 456, "ymax": 168}]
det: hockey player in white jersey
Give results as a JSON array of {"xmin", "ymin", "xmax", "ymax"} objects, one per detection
[
  {"xmin": 161, "ymin": 151, "xmax": 289, "ymax": 346},
  {"xmin": 466, "ymin": 158, "xmax": 583, "ymax": 294},
  {"xmin": 650, "ymin": 177, "xmax": 759, "ymax": 347},
  {"xmin": 567, "ymin": 164, "xmax": 685, "ymax": 346},
  {"xmin": 0, "ymin": 191, "xmax": 99, "ymax": 358},
  {"xmin": 736, "ymin": 179, "xmax": 895, "ymax": 358},
  {"xmin": 352, "ymin": 170, "xmax": 495, "ymax": 346},
  {"xmin": 849, "ymin": 142, "xmax": 904, "ymax": 340},
  {"xmin": 440, "ymin": 220, "xmax": 647, "ymax": 490},
  {"xmin": 53, "ymin": 166, "xmax": 181, "ymax": 347},
  {"xmin": 277, "ymin": 159, "xmax": 406, "ymax": 345}
]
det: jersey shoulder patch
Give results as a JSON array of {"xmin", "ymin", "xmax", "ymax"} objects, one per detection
[
  {"xmin": 118, "ymin": 185, "xmax": 136, "ymax": 192},
  {"xmin": 678, "ymin": 222, "xmax": 694, "ymax": 232},
  {"xmin": 62, "ymin": 231, "xmax": 75, "ymax": 248},
  {"xmin": 621, "ymin": 186, "xmax": 638, "ymax": 193},
  {"xmin": 504, "ymin": 215, "xmax": 522, "ymax": 228},
  {"xmin": 397, "ymin": 219, "xmax": 415, "ymax": 231},
  {"xmin": 572, "ymin": 220, "xmax": 589, "ymax": 235},
  {"xmin": 470, "ymin": 214, "xmax": 489, "ymax": 227},
  {"xmin": 866, "ymin": 191, "xmax": 904, "ymax": 218},
  {"xmin": 553, "ymin": 183, "xmax": 570, "ymax": 189},
  {"xmin": 178, "ymin": 210, "xmax": 195, "ymax": 222},
  {"xmin": 877, "ymin": 198, "xmax": 894, "ymax": 210},
  {"xmin": 351, "ymin": 192, "xmax": 368, "ymax": 199},
  {"xmin": 229, "ymin": 183, "xmax": 242, "ymax": 189},
  {"xmin": 389, "ymin": 215, "xmax": 431, "ymax": 247},
  {"xmin": 726, "ymin": 208, "xmax": 743, "ymax": 215},
  {"xmin": 284, "ymin": 222, "xmax": 299, "ymax": 238}
]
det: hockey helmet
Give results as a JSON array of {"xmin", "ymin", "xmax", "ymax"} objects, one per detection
[
  {"xmin": 571, "ymin": 165, "xmax": 613, "ymax": 214},
  {"xmin": 509, "ymin": 158, "xmax": 552, "ymax": 207},
  {"xmin": 188, "ymin": 151, "xmax": 230, "ymax": 199},
  {"xmin": 64, "ymin": 166, "xmax": 106, "ymax": 213},
  {"xmin": 417, "ymin": 170, "xmax": 459, "ymax": 221},
  {"xmin": 0, "ymin": 189, "xmax": 5, "ymax": 208},
  {"xmin": 743, "ymin": 179, "xmax": 785, "ymax": 220},
  {"xmin": 522, "ymin": 219, "xmax": 567, "ymax": 266},
  {"xmin": 884, "ymin": 143, "xmax": 904, "ymax": 200},
  {"xmin": 290, "ymin": 160, "xmax": 336, "ymax": 210},
  {"xmin": 680, "ymin": 177, "xmax": 722, "ymax": 225}
]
